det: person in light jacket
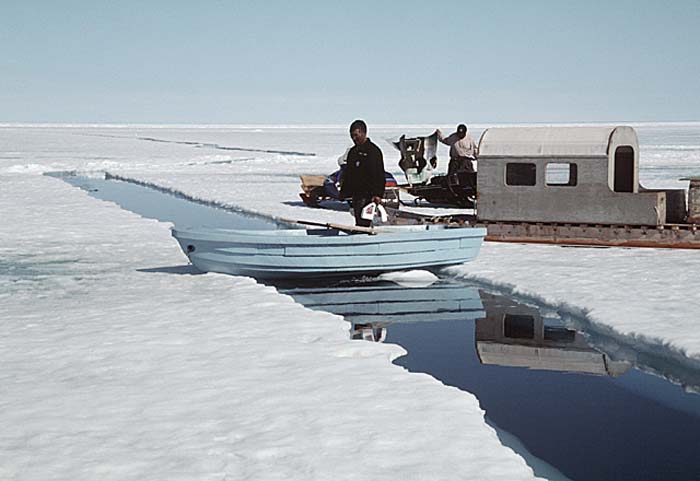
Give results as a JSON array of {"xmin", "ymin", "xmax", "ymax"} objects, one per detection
[{"xmin": 436, "ymin": 123, "xmax": 478, "ymax": 174}]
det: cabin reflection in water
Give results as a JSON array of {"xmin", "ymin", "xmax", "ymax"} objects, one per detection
[
  {"xmin": 475, "ymin": 292, "xmax": 630, "ymax": 376},
  {"xmin": 282, "ymin": 281, "xmax": 628, "ymax": 376}
]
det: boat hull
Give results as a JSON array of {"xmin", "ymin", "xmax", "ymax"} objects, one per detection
[{"xmin": 172, "ymin": 225, "xmax": 486, "ymax": 279}]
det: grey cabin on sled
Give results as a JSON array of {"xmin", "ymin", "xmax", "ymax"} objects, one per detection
[{"xmin": 475, "ymin": 126, "xmax": 687, "ymax": 225}]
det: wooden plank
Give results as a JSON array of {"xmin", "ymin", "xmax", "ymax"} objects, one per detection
[{"xmin": 278, "ymin": 217, "xmax": 385, "ymax": 235}]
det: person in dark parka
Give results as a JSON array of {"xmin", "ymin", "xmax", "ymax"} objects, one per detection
[{"xmin": 340, "ymin": 119, "xmax": 385, "ymax": 227}]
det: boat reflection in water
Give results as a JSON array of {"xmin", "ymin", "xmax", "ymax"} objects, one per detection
[
  {"xmin": 282, "ymin": 279, "xmax": 628, "ymax": 376},
  {"xmin": 281, "ymin": 280, "xmax": 484, "ymax": 342}
]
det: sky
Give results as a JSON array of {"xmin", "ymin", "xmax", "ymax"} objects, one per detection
[{"xmin": 1, "ymin": 0, "xmax": 700, "ymax": 124}]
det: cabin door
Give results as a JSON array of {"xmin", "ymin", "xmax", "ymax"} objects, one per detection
[{"xmin": 613, "ymin": 146, "xmax": 634, "ymax": 193}]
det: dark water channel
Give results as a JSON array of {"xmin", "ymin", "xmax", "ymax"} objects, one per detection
[
  {"xmin": 61, "ymin": 174, "xmax": 700, "ymax": 481},
  {"xmin": 280, "ymin": 280, "xmax": 700, "ymax": 481},
  {"xmin": 60, "ymin": 173, "xmax": 279, "ymax": 231}
]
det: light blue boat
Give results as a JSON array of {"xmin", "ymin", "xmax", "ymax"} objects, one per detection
[{"xmin": 171, "ymin": 223, "xmax": 486, "ymax": 279}]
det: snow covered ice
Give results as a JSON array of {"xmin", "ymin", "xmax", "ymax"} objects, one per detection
[{"xmin": 2, "ymin": 122, "xmax": 700, "ymax": 480}]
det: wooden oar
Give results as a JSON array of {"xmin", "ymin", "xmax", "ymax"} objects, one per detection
[{"xmin": 278, "ymin": 217, "xmax": 387, "ymax": 235}]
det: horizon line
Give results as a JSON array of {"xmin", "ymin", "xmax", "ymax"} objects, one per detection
[{"xmin": 2, "ymin": 120, "xmax": 700, "ymax": 129}]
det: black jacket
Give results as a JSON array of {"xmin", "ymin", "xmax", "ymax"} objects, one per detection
[{"xmin": 340, "ymin": 138, "xmax": 385, "ymax": 199}]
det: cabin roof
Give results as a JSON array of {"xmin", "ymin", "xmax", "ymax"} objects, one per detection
[{"xmin": 478, "ymin": 126, "xmax": 638, "ymax": 158}]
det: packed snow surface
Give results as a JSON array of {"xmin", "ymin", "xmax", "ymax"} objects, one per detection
[{"xmin": 2, "ymin": 122, "xmax": 700, "ymax": 479}]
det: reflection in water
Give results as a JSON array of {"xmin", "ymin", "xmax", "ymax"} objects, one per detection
[
  {"xmin": 285, "ymin": 280, "xmax": 630, "ymax": 377},
  {"xmin": 284, "ymin": 281, "xmax": 485, "ymax": 343},
  {"xmin": 280, "ymin": 279, "xmax": 700, "ymax": 481},
  {"xmin": 475, "ymin": 292, "xmax": 631, "ymax": 376}
]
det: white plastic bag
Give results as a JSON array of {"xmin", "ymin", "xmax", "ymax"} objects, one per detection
[
  {"xmin": 361, "ymin": 202, "xmax": 388, "ymax": 223},
  {"xmin": 360, "ymin": 202, "xmax": 376, "ymax": 221},
  {"xmin": 376, "ymin": 204, "xmax": 388, "ymax": 222}
]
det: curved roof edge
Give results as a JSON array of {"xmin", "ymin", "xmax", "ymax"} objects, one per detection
[{"xmin": 478, "ymin": 126, "xmax": 638, "ymax": 158}]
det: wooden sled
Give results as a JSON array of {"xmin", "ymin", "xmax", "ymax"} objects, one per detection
[
  {"xmin": 299, "ymin": 175, "xmax": 327, "ymax": 207},
  {"xmin": 299, "ymin": 174, "xmax": 400, "ymax": 208}
]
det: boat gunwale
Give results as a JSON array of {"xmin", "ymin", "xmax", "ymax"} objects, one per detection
[{"xmin": 171, "ymin": 225, "xmax": 488, "ymax": 246}]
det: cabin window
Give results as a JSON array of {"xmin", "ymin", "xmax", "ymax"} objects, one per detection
[
  {"xmin": 503, "ymin": 314, "xmax": 535, "ymax": 339},
  {"xmin": 546, "ymin": 163, "xmax": 578, "ymax": 186},
  {"xmin": 543, "ymin": 326, "xmax": 576, "ymax": 342},
  {"xmin": 614, "ymin": 146, "xmax": 634, "ymax": 192},
  {"xmin": 505, "ymin": 163, "xmax": 536, "ymax": 186}
]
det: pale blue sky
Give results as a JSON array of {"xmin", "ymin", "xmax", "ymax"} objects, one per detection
[{"xmin": 2, "ymin": 0, "xmax": 699, "ymax": 123}]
